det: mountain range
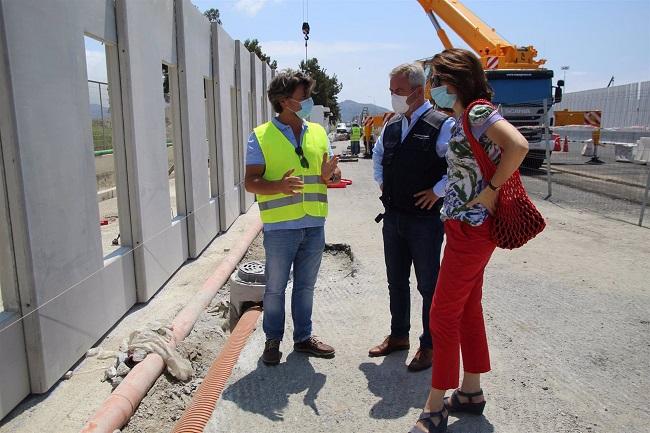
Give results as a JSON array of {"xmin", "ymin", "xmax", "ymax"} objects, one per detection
[{"xmin": 338, "ymin": 100, "xmax": 390, "ymax": 123}]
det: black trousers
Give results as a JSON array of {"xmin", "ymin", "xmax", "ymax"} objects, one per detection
[{"xmin": 382, "ymin": 209, "xmax": 444, "ymax": 349}]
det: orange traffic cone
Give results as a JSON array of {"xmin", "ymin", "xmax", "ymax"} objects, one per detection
[
  {"xmin": 562, "ymin": 136, "xmax": 569, "ymax": 152},
  {"xmin": 553, "ymin": 135, "xmax": 561, "ymax": 152}
]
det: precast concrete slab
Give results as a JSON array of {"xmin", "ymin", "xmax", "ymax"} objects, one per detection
[
  {"xmin": 176, "ymin": 0, "xmax": 220, "ymax": 258},
  {"xmin": 235, "ymin": 40, "xmax": 256, "ymax": 213},
  {"xmin": 212, "ymin": 24, "xmax": 241, "ymax": 230}
]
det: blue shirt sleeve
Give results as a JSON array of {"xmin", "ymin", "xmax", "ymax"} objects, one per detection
[
  {"xmin": 436, "ymin": 117, "xmax": 455, "ymax": 157},
  {"xmin": 372, "ymin": 124, "xmax": 386, "ymax": 186},
  {"xmin": 246, "ymin": 132, "xmax": 265, "ymax": 166}
]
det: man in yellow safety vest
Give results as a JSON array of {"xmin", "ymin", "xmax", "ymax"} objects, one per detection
[
  {"xmin": 245, "ymin": 71, "xmax": 341, "ymax": 366},
  {"xmin": 350, "ymin": 122, "xmax": 362, "ymax": 156}
]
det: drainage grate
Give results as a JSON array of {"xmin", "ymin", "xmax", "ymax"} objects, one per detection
[{"xmin": 237, "ymin": 261, "xmax": 266, "ymax": 284}]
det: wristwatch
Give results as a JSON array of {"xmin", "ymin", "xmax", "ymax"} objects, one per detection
[{"xmin": 487, "ymin": 180, "xmax": 500, "ymax": 191}]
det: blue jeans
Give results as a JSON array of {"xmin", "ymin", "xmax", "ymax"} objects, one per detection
[
  {"xmin": 263, "ymin": 227, "xmax": 325, "ymax": 343},
  {"xmin": 382, "ymin": 210, "xmax": 444, "ymax": 349}
]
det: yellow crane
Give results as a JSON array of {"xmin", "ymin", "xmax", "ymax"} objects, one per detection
[{"xmin": 416, "ymin": 0, "xmax": 546, "ymax": 70}]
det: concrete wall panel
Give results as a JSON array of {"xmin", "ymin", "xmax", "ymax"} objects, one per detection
[
  {"xmin": 251, "ymin": 54, "xmax": 264, "ymax": 128},
  {"xmin": 236, "ymin": 41, "xmax": 255, "ymax": 212},
  {"xmin": 176, "ymin": 0, "xmax": 219, "ymax": 258},
  {"xmin": 263, "ymin": 63, "xmax": 274, "ymax": 122},
  {"xmin": 116, "ymin": 0, "xmax": 188, "ymax": 301},
  {"xmin": 0, "ymin": 312, "xmax": 29, "ymax": 419},
  {"xmin": 557, "ymin": 81, "xmax": 650, "ymax": 128},
  {"xmin": 0, "ymin": 114, "xmax": 30, "ymax": 419},
  {"xmin": 639, "ymin": 82, "xmax": 650, "ymax": 128},
  {"xmin": 0, "ymin": 0, "xmax": 271, "ymax": 416},
  {"xmin": 0, "ymin": 0, "xmax": 137, "ymax": 393},
  {"xmin": 212, "ymin": 24, "xmax": 240, "ymax": 230}
]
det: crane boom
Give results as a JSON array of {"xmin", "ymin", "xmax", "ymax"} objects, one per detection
[{"xmin": 416, "ymin": 0, "xmax": 546, "ymax": 70}]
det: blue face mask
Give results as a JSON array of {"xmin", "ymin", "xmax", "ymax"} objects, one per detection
[
  {"xmin": 292, "ymin": 97, "xmax": 314, "ymax": 119},
  {"xmin": 430, "ymin": 85, "xmax": 457, "ymax": 109}
]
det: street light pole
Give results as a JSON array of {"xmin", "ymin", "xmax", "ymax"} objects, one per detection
[{"xmin": 561, "ymin": 65, "xmax": 570, "ymax": 92}]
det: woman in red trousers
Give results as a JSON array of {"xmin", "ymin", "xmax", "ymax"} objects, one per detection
[{"xmin": 410, "ymin": 48, "xmax": 529, "ymax": 433}]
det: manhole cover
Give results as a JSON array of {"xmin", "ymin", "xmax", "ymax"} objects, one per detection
[{"xmin": 237, "ymin": 261, "xmax": 266, "ymax": 284}]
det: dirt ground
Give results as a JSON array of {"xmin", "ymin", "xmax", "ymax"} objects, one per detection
[
  {"xmin": 0, "ymin": 209, "xmax": 261, "ymax": 433},
  {"xmin": 122, "ymin": 238, "xmax": 355, "ymax": 433},
  {"xmin": 121, "ymin": 234, "xmax": 266, "ymax": 433}
]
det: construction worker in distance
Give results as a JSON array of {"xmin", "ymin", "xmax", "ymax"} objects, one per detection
[
  {"xmin": 350, "ymin": 122, "xmax": 362, "ymax": 156},
  {"xmin": 363, "ymin": 118, "xmax": 373, "ymax": 158},
  {"xmin": 244, "ymin": 70, "xmax": 341, "ymax": 366}
]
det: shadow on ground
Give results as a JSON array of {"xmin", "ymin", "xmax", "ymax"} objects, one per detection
[
  {"xmin": 359, "ymin": 351, "xmax": 430, "ymax": 419},
  {"xmin": 220, "ymin": 351, "xmax": 327, "ymax": 421},
  {"xmin": 447, "ymin": 414, "xmax": 495, "ymax": 433}
]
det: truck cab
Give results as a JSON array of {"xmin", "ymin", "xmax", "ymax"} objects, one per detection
[{"xmin": 487, "ymin": 69, "xmax": 561, "ymax": 169}]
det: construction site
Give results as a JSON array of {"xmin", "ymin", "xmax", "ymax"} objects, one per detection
[{"xmin": 0, "ymin": 0, "xmax": 648, "ymax": 432}]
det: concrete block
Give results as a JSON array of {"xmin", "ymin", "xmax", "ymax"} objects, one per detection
[{"xmin": 635, "ymin": 137, "xmax": 650, "ymax": 163}]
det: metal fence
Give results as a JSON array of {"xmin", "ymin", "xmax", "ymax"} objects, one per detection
[
  {"xmin": 554, "ymin": 80, "xmax": 650, "ymax": 129},
  {"xmin": 518, "ymin": 98, "xmax": 650, "ymax": 228},
  {"xmin": 88, "ymin": 80, "xmax": 112, "ymax": 152}
]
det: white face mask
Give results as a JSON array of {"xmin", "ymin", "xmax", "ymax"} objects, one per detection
[{"xmin": 390, "ymin": 89, "xmax": 416, "ymax": 114}]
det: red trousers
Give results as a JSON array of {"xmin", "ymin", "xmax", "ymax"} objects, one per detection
[{"xmin": 429, "ymin": 219, "xmax": 496, "ymax": 390}]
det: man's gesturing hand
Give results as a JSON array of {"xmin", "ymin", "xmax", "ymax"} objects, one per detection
[
  {"xmin": 278, "ymin": 169, "xmax": 304, "ymax": 195},
  {"xmin": 413, "ymin": 189, "xmax": 440, "ymax": 210},
  {"xmin": 321, "ymin": 153, "xmax": 341, "ymax": 182}
]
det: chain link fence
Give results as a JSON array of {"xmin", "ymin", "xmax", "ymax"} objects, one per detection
[
  {"xmin": 88, "ymin": 80, "xmax": 112, "ymax": 153},
  {"xmin": 517, "ymin": 94, "xmax": 650, "ymax": 228}
]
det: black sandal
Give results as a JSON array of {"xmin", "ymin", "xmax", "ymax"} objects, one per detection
[
  {"xmin": 408, "ymin": 409, "xmax": 448, "ymax": 433},
  {"xmin": 443, "ymin": 389, "xmax": 486, "ymax": 415}
]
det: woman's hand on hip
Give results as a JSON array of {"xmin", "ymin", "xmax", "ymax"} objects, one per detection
[{"xmin": 467, "ymin": 187, "xmax": 498, "ymax": 215}]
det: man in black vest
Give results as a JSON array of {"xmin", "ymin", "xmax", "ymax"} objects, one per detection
[{"xmin": 369, "ymin": 63, "xmax": 455, "ymax": 372}]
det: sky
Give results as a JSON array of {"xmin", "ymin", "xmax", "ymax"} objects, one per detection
[{"xmin": 86, "ymin": 0, "xmax": 650, "ymax": 109}]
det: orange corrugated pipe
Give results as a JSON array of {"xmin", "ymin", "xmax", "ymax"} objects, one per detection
[
  {"xmin": 80, "ymin": 218, "xmax": 263, "ymax": 433},
  {"xmin": 171, "ymin": 306, "xmax": 262, "ymax": 433}
]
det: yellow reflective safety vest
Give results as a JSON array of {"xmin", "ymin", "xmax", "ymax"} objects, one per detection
[
  {"xmin": 350, "ymin": 126, "xmax": 362, "ymax": 141},
  {"xmin": 254, "ymin": 121, "xmax": 329, "ymax": 224}
]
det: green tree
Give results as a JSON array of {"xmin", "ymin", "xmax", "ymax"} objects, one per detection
[
  {"xmin": 203, "ymin": 8, "xmax": 221, "ymax": 24},
  {"xmin": 299, "ymin": 58, "xmax": 343, "ymax": 121},
  {"xmin": 244, "ymin": 39, "xmax": 277, "ymax": 69}
]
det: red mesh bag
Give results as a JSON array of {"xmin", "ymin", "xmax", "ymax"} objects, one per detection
[{"xmin": 462, "ymin": 100, "xmax": 546, "ymax": 249}]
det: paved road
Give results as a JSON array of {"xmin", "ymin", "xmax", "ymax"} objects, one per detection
[{"xmin": 205, "ymin": 155, "xmax": 650, "ymax": 433}]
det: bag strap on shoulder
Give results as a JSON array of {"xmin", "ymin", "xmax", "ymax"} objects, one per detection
[{"xmin": 462, "ymin": 99, "xmax": 497, "ymax": 179}]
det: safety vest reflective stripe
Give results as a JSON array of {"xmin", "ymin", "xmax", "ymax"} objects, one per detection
[
  {"xmin": 303, "ymin": 175, "xmax": 325, "ymax": 184},
  {"xmin": 254, "ymin": 120, "xmax": 329, "ymax": 224},
  {"xmin": 257, "ymin": 192, "xmax": 328, "ymax": 211}
]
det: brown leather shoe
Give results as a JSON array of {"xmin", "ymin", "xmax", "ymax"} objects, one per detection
[
  {"xmin": 368, "ymin": 335, "xmax": 410, "ymax": 357},
  {"xmin": 262, "ymin": 339, "xmax": 282, "ymax": 366},
  {"xmin": 407, "ymin": 347, "xmax": 432, "ymax": 372},
  {"xmin": 294, "ymin": 336, "xmax": 335, "ymax": 358}
]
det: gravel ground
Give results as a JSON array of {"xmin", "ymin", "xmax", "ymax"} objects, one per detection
[{"xmin": 121, "ymin": 234, "xmax": 265, "ymax": 433}]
